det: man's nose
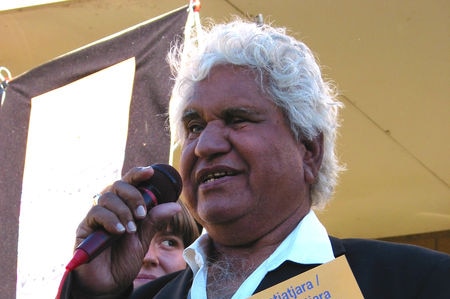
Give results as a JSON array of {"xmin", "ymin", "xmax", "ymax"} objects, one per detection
[{"xmin": 194, "ymin": 122, "xmax": 231, "ymax": 158}]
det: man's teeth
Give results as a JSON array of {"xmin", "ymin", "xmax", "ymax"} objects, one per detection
[{"xmin": 203, "ymin": 172, "xmax": 232, "ymax": 183}]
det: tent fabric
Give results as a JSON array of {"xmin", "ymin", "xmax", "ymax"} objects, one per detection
[{"xmin": 0, "ymin": 6, "xmax": 188, "ymax": 298}]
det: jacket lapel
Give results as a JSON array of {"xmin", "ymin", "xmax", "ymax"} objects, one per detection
[
  {"xmin": 143, "ymin": 236, "xmax": 347, "ymax": 298},
  {"xmin": 253, "ymin": 236, "xmax": 347, "ymax": 294},
  {"xmin": 151, "ymin": 268, "xmax": 193, "ymax": 299}
]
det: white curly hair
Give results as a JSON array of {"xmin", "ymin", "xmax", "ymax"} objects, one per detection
[{"xmin": 168, "ymin": 18, "xmax": 344, "ymax": 208}]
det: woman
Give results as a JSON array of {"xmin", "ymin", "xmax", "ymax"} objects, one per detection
[{"xmin": 133, "ymin": 201, "xmax": 200, "ymax": 289}]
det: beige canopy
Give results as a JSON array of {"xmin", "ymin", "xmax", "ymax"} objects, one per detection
[{"xmin": 1, "ymin": 1, "xmax": 448, "ymax": 297}]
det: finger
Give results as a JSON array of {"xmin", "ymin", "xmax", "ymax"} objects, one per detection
[
  {"xmin": 140, "ymin": 202, "xmax": 182, "ymax": 240},
  {"xmin": 121, "ymin": 165, "xmax": 154, "ymax": 185},
  {"xmin": 97, "ymin": 191, "xmax": 139, "ymax": 233},
  {"xmin": 115, "ymin": 166, "xmax": 156, "ymax": 219},
  {"xmin": 75, "ymin": 204, "xmax": 126, "ymax": 247},
  {"xmin": 107, "ymin": 180, "xmax": 148, "ymax": 224}
]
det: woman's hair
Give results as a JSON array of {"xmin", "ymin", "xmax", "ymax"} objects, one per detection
[
  {"xmin": 169, "ymin": 201, "xmax": 201, "ymax": 247},
  {"xmin": 168, "ymin": 18, "xmax": 345, "ymax": 208}
]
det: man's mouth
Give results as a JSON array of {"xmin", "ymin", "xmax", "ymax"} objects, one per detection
[{"xmin": 201, "ymin": 171, "xmax": 234, "ymax": 183}]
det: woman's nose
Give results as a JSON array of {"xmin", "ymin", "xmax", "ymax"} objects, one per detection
[{"xmin": 142, "ymin": 245, "xmax": 159, "ymax": 266}]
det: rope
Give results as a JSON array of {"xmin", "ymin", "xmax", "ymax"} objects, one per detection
[
  {"xmin": 184, "ymin": 0, "xmax": 203, "ymax": 50},
  {"xmin": 0, "ymin": 66, "xmax": 12, "ymax": 107}
]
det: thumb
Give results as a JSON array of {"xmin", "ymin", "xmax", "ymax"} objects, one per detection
[{"xmin": 138, "ymin": 202, "xmax": 182, "ymax": 244}]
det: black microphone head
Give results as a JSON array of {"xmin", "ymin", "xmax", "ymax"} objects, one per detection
[{"xmin": 139, "ymin": 164, "xmax": 182, "ymax": 205}]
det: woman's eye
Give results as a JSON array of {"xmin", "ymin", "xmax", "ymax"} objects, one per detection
[
  {"xmin": 161, "ymin": 239, "xmax": 176, "ymax": 247},
  {"xmin": 160, "ymin": 237, "xmax": 183, "ymax": 249}
]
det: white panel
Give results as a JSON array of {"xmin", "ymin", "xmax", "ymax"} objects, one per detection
[{"xmin": 17, "ymin": 57, "xmax": 135, "ymax": 299}]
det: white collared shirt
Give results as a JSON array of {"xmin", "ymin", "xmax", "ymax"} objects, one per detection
[{"xmin": 183, "ymin": 210, "xmax": 335, "ymax": 299}]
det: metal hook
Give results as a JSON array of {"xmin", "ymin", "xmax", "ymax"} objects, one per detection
[
  {"xmin": 255, "ymin": 14, "xmax": 264, "ymax": 26},
  {"xmin": 0, "ymin": 66, "xmax": 12, "ymax": 107}
]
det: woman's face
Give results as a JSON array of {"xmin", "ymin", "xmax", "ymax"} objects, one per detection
[{"xmin": 133, "ymin": 230, "xmax": 186, "ymax": 289}]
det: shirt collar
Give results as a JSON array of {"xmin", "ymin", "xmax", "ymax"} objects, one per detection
[
  {"xmin": 183, "ymin": 232, "xmax": 210, "ymax": 275},
  {"xmin": 183, "ymin": 209, "xmax": 334, "ymax": 276},
  {"xmin": 273, "ymin": 209, "xmax": 334, "ymax": 265}
]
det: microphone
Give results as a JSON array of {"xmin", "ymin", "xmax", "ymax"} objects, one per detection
[{"xmin": 69, "ymin": 164, "xmax": 182, "ymax": 268}]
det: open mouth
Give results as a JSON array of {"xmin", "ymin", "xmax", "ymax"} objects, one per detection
[{"xmin": 200, "ymin": 171, "xmax": 235, "ymax": 184}]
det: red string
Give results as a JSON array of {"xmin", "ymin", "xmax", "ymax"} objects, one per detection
[
  {"xmin": 191, "ymin": 0, "xmax": 201, "ymax": 12},
  {"xmin": 55, "ymin": 249, "xmax": 89, "ymax": 299}
]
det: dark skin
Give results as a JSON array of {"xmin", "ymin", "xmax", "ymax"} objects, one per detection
[
  {"xmin": 179, "ymin": 65, "xmax": 323, "ymax": 296},
  {"xmin": 71, "ymin": 65, "xmax": 324, "ymax": 297},
  {"xmin": 73, "ymin": 167, "xmax": 181, "ymax": 295}
]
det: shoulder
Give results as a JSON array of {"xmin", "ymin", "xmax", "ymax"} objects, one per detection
[
  {"xmin": 331, "ymin": 236, "xmax": 450, "ymax": 271},
  {"xmin": 332, "ymin": 236, "xmax": 449, "ymax": 262},
  {"xmin": 131, "ymin": 268, "xmax": 193, "ymax": 299},
  {"xmin": 330, "ymin": 236, "xmax": 450, "ymax": 298}
]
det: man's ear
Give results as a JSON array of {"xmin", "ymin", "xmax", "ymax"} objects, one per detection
[{"xmin": 301, "ymin": 132, "xmax": 324, "ymax": 184}]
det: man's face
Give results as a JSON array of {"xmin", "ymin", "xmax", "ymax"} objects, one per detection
[{"xmin": 179, "ymin": 65, "xmax": 313, "ymax": 245}]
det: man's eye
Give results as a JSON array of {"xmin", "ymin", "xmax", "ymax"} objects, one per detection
[
  {"xmin": 226, "ymin": 116, "xmax": 251, "ymax": 127},
  {"xmin": 186, "ymin": 122, "xmax": 204, "ymax": 134},
  {"xmin": 230, "ymin": 117, "xmax": 246, "ymax": 124}
]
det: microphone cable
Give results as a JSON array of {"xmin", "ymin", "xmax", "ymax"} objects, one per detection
[{"xmin": 55, "ymin": 249, "xmax": 90, "ymax": 299}]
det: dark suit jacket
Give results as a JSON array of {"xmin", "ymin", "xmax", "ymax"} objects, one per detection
[{"xmin": 132, "ymin": 237, "xmax": 450, "ymax": 299}]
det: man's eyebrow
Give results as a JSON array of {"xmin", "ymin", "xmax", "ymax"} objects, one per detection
[
  {"xmin": 222, "ymin": 106, "xmax": 259, "ymax": 116},
  {"xmin": 181, "ymin": 106, "xmax": 261, "ymax": 122},
  {"xmin": 181, "ymin": 109, "xmax": 200, "ymax": 123}
]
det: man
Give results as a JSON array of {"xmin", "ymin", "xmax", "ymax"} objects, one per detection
[{"xmin": 65, "ymin": 19, "xmax": 450, "ymax": 298}]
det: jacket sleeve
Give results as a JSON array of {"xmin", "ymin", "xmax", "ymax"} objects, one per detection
[
  {"xmin": 59, "ymin": 271, "xmax": 133, "ymax": 299},
  {"xmin": 131, "ymin": 268, "xmax": 193, "ymax": 299}
]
